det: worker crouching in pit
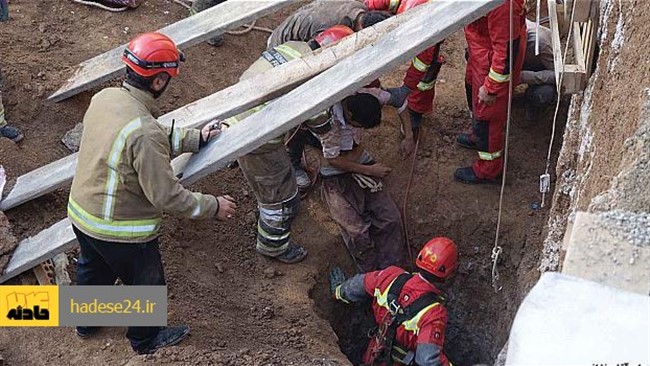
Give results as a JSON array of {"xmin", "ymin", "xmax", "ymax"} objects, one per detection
[
  {"xmin": 330, "ymin": 237, "xmax": 459, "ymax": 366},
  {"xmin": 68, "ymin": 33, "xmax": 237, "ymax": 354}
]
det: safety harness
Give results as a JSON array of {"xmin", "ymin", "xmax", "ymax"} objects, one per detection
[{"xmin": 371, "ymin": 273, "xmax": 442, "ymax": 366}]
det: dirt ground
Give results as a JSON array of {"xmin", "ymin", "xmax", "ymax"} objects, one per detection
[{"xmin": 0, "ymin": 1, "xmax": 562, "ymax": 365}]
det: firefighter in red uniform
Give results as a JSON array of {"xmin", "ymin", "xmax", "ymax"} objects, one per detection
[
  {"xmin": 454, "ymin": 0, "xmax": 527, "ymax": 184},
  {"xmin": 330, "ymin": 237, "xmax": 458, "ymax": 366},
  {"xmin": 366, "ymin": 0, "xmax": 445, "ymax": 154}
]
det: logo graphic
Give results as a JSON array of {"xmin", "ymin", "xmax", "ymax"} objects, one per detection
[{"xmin": 0, "ymin": 286, "xmax": 59, "ymax": 326}]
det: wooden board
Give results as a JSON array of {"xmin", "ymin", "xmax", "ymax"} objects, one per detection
[
  {"xmin": 1, "ymin": 0, "xmax": 501, "ymax": 283},
  {"xmin": 0, "ymin": 219, "xmax": 76, "ymax": 284},
  {"xmin": 0, "ymin": 10, "xmax": 417, "ymax": 211},
  {"xmin": 48, "ymin": 0, "xmax": 294, "ymax": 102},
  {"xmin": 0, "ymin": 154, "xmax": 76, "ymax": 211},
  {"xmin": 176, "ymin": 0, "xmax": 501, "ymax": 185}
]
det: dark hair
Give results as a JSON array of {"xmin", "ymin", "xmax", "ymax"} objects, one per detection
[
  {"xmin": 420, "ymin": 269, "xmax": 446, "ymax": 284},
  {"xmin": 125, "ymin": 67, "xmax": 155, "ymax": 91},
  {"xmin": 361, "ymin": 11, "xmax": 392, "ymax": 28},
  {"xmin": 343, "ymin": 93, "xmax": 382, "ymax": 128}
]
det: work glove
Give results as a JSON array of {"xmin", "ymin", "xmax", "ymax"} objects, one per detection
[
  {"xmin": 329, "ymin": 267, "xmax": 347, "ymax": 298},
  {"xmin": 386, "ymin": 85, "xmax": 411, "ymax": 111}
]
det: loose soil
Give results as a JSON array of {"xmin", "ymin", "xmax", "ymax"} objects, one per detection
[{"xmin": 0, "ymin": 1, "xmax": 563, "ymax": 365}]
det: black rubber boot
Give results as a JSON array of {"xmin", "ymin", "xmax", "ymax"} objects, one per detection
[
  {"xmin": 454, "ymin": 167, "xmax": 501, "ymax": 185},
  {"xmin": 0, "ymin": 124, "xmax": 24, "ymax": 143},
  {"xmin": 455, "ymin": 133, "xmax": 477, "ymax": 150},
  {"xmin": 134, "ymin": 326, "xmax": 191, "ymax": 355},
  {"xmin": 275, "ymin": 243, "xmax": 308, "ymax": 264},
  {"xmin": 75, "ymin": 326, "xmax": 99, "ymax": 339},
  {"xmin": 206, "ymin": 35, "xmax": 224, "ymax": 47}
]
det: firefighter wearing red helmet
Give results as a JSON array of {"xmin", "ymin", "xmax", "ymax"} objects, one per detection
[
  {"xmin": 69, "ymin": 32, "xmax": 236, "ymax": 354},
  {"xmin": 367, "ymin": 0, "xmax": 445, "ymax": 155},
  {"xmin": 222, "ymin": 26, "xmax": 353, "ymax": 265},
  {"xmin": 330, "ymin": 237, "xmax": 458, "ymax": 365},
  {"xmin": 455, "ymin": 0, "xmax": 527, "ymax": 184}
]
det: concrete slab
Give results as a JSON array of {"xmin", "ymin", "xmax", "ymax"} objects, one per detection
[
  {"xmin": 563, "ymin": 211, "xmax": 650, "ymax": 295},
  {"xmin": 507, "ymin": 273, "xmax": 650, "ymax": 366}
]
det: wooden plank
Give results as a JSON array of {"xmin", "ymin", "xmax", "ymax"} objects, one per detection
[
  {"xmin": 1, "ymin": 0, "xmax": 501, "ymax": 283},
  {"xmin": 48, "ymin": 0, "xmax": 294, "ymax": 102},
  {"xmin": 548, "ymin": 0, "xmax": 565, "ymax": 91},
  {"xmin": 0, "ymin": 219, "xmax": 76, "ymax": 284},
  {"xmin": 0, "ymin": 154, "xmax": 76, "ymax": 211},
  {"xmin": 572, "ymin": 22, "xmax": 586, "ymax": 72},
  {"xmin": 176, "ymin": 0, "xmax": 502, "ymax": 185},
  {"xmin": 564, "ymin": 0, "xmax": 596, "ymax": 23},
  {"xmin": 0, "ymin": 10, "xmax": 418, "ymax": 211}
]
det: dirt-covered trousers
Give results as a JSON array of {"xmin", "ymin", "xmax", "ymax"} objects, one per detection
[
  {"xmin": 190, "ymin": 0, "xmax": 226, "ymax": 15},
  {"xmin": 322, "ymin": 174, "xmax": 404, "ymax": 272},
  {"xmin": 238, "ymin": 141, "xmax": 299, "ymax": 257}
]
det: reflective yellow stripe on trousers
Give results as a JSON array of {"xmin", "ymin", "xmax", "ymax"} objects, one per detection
[
  {"xmin": 68, "ymin": 198, "xmax": 161, "ymax": 239},
  {"xmin": 478, "ymin": 150, "xmax": 502, "ymax": 160},
  {"xmin": 412, "ymin": 57, "xmax": 430, "ymax": 72}
]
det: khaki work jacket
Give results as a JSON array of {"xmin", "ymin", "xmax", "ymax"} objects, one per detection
[{"xmin": 68, "ymin": 83, "xmax": 218, "ymax": 243}]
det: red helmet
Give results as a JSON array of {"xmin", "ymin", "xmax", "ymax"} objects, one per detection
[
  {"xmin": 313, "ymin": 25, "xmax": 354, "ymax": 47},
  {"xmin": 122, "ymin": 32, "xmax": 184, "ymax": 78},
  {"xmin": 396, "ymin": 0, "xmax": 428, "ymax": 14},
  {"xmin": 416, "ymin": 237, "xmax": 458, "ymax": 279},
  {"xmin": 365, "ymin": 0, "xmax": 397, "ymax": 12}
]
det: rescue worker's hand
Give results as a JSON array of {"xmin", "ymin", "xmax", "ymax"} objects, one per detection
[
  {"xmin": 478, "ymin": 85, "xmax": 496, "ymax": 106},
  {"xmin": 366, "ymin": 163, "xmax": 392, "ymax": 178},
  {"xmin": 201, "ymin": 119, "xmax": 228, "ymax": 143},
  {"xmin": 216, "ymin": 195, "xmax": 237, "ymax": 221},
  {"xmin": 400, "ymin": 137, "xmax": 415, "ymax": 156}
]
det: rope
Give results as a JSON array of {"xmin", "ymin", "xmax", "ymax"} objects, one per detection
[
  {"xmin": 540, "ymin": 0, "xmax": 578, "ymax": 208},
  {"xmin": 71, "ymin": 0, "xmax": 127, "ymax": 12},
  {"xmin": 401, "ymin": 128, "xmax": 420, "ymax": 268},
  {"xmin": 226, "ymin": 20, "xmax": 274, "ymax": 35},
  {"xmin": 491, "ymin": 0, "xmax": 515, "ymax": 293},
  {"xmin": 172, "ymin": 0, "xmax": 190, "ymax": 9}
]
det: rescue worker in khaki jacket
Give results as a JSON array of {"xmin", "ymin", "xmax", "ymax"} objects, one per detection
[
  {"xmin": 225, "ymin": 26, "xmax": 355, "ymax": 264},
  {"xmin": 68, "ymin": 33, "xmax": 237, "ymax": 354},
  {"xmin": 330, "ymin": 237, "xmax": 458, "ymax": 366}
]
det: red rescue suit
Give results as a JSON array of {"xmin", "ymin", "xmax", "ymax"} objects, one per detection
[
  {"xmin": 465, "ymin": 0, "xmax": 526, "ymax": 179},
  {"xmin": 404, "ymin": 45, "xmax": 444, "ymax": 114},
  {"xmin": 365, "ymin": 0, "xmax": 444, "ymax": 115},
  {"xmin": 362, "ymin": 267, "xmax": 451, "ymax": 366}
]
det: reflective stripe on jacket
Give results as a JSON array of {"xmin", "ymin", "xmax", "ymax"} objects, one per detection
[
  {"xmin": 68, "ymin": 83, "xmax": 218, "ymax": 243},
  {"xmin": 227, "ymin": 41, "xmax": 329, "ymax": 141},
  {"xmin": 362, "ymin": 266, "xmax": 451, "ymax": 366}
]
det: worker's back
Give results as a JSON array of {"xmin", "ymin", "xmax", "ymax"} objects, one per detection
[
  {"xmin": 266, "ymin": 0, "xmax": 366, "ymax": 49},
  {"xmin": 364, "ymin": 266, "xmax": 451, "ymax": 365},
  {"xmin": 69, "ymin": 84, "xmax": 168, "ymax": 243}
]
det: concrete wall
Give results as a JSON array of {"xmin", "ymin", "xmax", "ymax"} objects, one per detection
[{"xmin": 539, "ymin": 0, "xmax": 650, "ymax": 283}]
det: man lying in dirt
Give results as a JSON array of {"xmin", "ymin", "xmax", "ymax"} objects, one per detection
[
  {"xmin": 0, "ymin": 67, "xmax": 24, "ymax": 143},
  {"xmin": 267, "ymin": 0, "xmax": 391, "ymax": 190},
  {"xmin": 317, "ymin": 88, "xmax": 405, "ymax": 272},
  {"xmin": 67, "ymin": 32, "xmax": 237, "ymax": 354},
  {"xmin": 330, "ymin": 237, "xmax": 458, "ymax": 366}
]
